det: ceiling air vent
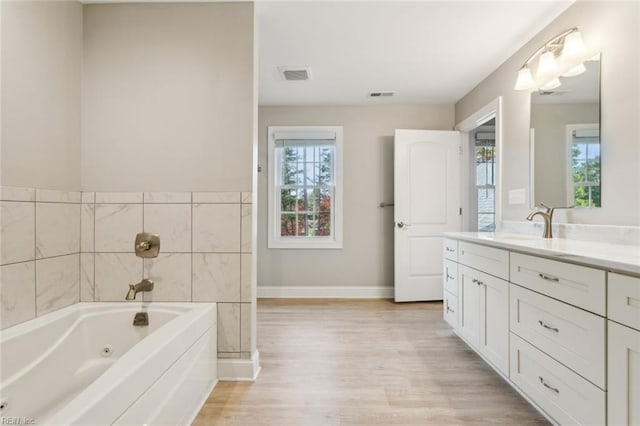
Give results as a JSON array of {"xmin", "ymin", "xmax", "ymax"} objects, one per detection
[
  {"xmin": 368, "ymin": 91, "xmax": 396, "ymax": 98},
  {"xmin": 279, "ymin": 66, "xmax": 312, "ymax": 81}
]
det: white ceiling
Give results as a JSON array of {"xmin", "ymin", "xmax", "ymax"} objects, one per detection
[{"xmin": 257, "ymin": 1, "xmax": 574, "ymax": 106}]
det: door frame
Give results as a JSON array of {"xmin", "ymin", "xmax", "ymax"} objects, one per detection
[{"xmin": 455, "ymin": 97, "xmax": 503, "ymax": 232}]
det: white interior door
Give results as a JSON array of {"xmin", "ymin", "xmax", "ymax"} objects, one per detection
[{"xmin": 394, "ymin": 129, "xmax": 461, "ymax": 302}]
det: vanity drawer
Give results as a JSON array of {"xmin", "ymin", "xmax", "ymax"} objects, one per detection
[
  {"xmin": 443, "ymin": 290, "xmax": 457, "ymax": 329},
  {"xmin": 510, "ymin": 284, "xmax": 606, "ymax": 388},
  {"xmin": 443, "ymin": 238, "xmax": 458, "ymax": 262},
  {"xmin": 608, "ymin": 272, "xmax": 640, "ymax": 331},
  {"xmin": 510, "ymin": 252, "xmax": 606, "ymax": 315},
  {"xmin": 458, "ymin": 241, "xmax": 509, "ymax": 280},
  {"xmin": 443, "ymin": 259, "xmax": 457, "ymax": 295},
  {"xmin": 510, "ymin": 333, "xmax": 606, "ymax": 426}
]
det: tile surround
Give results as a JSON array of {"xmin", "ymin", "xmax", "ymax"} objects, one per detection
[
  {"xmin": 143, "ymin": 204, "xmax": 192, "ymax": 252},
  {"xmin": 35, "ymin": 254, "xmax": 80, "ymax": 316},
  {"xmin": 1, "ymin": 187, "xmax": 254, "ymax": 358},
  {"xmin": 1, "ymin": 201, "xmax": 35, "ymax": 265},
  {"xmin": 193, "ymin": 203, "xmax": 241, "ymax": 252},
  {"xmin": 143, "ymin": 254, "xmax": 191, "ymax": 302},
  {"xmin": 35, "ymin": 203, "xmax": 80, "ymax": 259},
  {"xmin": 1, "ymin": 189, "xmax": 81, "ymax": 329},
  {"xmin": 94, "ymin": 253, "xmax": 142, "ymax": 302},
  {"xmin": 94, "ymin": 204, "xmax": 143, "ymax": 252},
  {"xmin": 0, "ymin": 262, "xmax": 36, "ymax": 329}
]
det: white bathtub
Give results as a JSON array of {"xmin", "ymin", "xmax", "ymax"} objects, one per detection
[{"xmin": 0, "ymin": 302, "xmax": 217, "ymax": 425}]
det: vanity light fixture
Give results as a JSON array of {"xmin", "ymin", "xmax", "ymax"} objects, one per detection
[{"xmin": 514, "ymin": 27, "xmax": 588, "ymax": 91}]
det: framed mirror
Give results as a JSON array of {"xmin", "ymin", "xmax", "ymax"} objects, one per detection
[{"xmin": 530, "ymin": 54, "xmax": 601, "ymax": 208}]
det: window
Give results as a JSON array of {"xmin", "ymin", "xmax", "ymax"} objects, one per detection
[
  {"xmin": 567, "ymin": 124, "xmax": 600, "ymax": 208},
  {"xmin": 267, "ymin": 126, "xmax": 343, "ymax": 248}
]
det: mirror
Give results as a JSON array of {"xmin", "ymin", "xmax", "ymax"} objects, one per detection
[{"xmin": 530, "ymin": 54, "xmax": 601, "ymax": 208}]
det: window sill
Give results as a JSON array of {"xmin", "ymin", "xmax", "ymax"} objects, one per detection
[{"xmin": 268, "ymin": 238, "xmax": 343, "ymax": 250}]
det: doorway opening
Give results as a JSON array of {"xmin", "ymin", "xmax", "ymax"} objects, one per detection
[{"xmin": 469, "ymin": 118, "xmax": 496, "ymax": 232}]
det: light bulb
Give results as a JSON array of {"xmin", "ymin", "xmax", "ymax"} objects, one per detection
[
  {"xmin": 562, "ymin": 30, "xmax": 586, "ymax": 59},
  {"xmin": 540, "ymin": 78, "xmax": 561, "ymax": 91},
  {"xmin": 562, "ymin": 63, "xmax": 586, "ymax": 77},
  {"xmin": 514, "ymin": 66, "xmax": 535, "ymax": 90},
  {"xmin": 537, "ymin": 50, "xmax": 558, "ymax": 76}
]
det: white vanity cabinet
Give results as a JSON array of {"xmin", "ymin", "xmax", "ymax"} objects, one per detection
[
  {"xmin": 446, "ymin": 241, "xmax": 509, "ymax": 375},
  {"xmin": 607, "ymin": 273, "xmax": 640, "ymax": 426},
  {"xmin": 442, "ymin": 234, "xmax": 640, "ymax": 426}
]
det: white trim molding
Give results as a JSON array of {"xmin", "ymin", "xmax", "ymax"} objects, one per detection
[
  {"xmin": 455, "ymin": 97, "xmax": 504, "ymax": 232},
  {"xmin": 257, "ymin": 286, "xmax": 394, "ymax": 299},
  {"xmin": 217, "ymin": 350, "xmax": 261, "ymax": 381}
]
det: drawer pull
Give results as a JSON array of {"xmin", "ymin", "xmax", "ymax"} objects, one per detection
[
  {"xmin": 538, "ymin": 320, "xmax": 559, "ymax": 333},
  {"xmin": 538, "ymin": 273, "xmax": 560, "ymax": 282},
  {"xmin": 445, "ymin": 247, "xmax": 455, "ymax": 252},
  {"xmin": 472, "ymin": 278, "xmax": 484, "ymax": 286},
  {"xmin": 539, "ymin": 376, "xmax": 560, "ymax": 394}
]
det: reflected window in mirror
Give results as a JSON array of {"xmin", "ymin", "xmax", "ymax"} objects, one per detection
[{"xmin": 530, "ymin": 54, "xmax": 601, "ymax": 208}]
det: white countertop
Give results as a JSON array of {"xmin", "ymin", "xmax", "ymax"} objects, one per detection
[{"xmin": 444, "ymin": 232, "xmax": 640, "ymax": 276}]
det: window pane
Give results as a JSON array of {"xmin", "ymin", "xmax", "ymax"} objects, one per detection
[
  {"xmin": 318, "ymin": 213, "xmax": 331, "ymax": 236},
  {"xmin": 319, "ymin": 189, "xmax": 332, "ymax": 213},
  {"xmin": 477, "ymin": 188, "xmax": 494, "ymax": 214},
  {"xmin": 280, "ymin": 213, "xmax": 297, "ymax": 236},
  {"xmin": 281, "ymin": 189, "xmax": 296, "ymax": 212},
  {"xmin": 478, "ymin": 214, "xmax": 495, "ymax": 232},
  {"xmin": 572, "ymin": 160, "xmax": 586, "ymax": 183}
]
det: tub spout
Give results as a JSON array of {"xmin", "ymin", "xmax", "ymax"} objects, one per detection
[{"xmin": 125, "ymin": 279, "xmax": 154, "ymax": 300}]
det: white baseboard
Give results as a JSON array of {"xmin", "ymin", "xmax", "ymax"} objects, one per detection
[
  {"xmin": 217, "ymin": 350, "xmax": 261, "ymax": 381},
  {"xmin": 257, "ymin": 286, "xmax": 394, "ymax": 299}
]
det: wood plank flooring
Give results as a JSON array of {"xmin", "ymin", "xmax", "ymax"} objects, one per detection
[{"xmin": 193, "ymin": 299, "xmax": 549, "ymax": 425}]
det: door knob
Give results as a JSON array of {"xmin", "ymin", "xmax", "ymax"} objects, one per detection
[{"xmin": 397, "ymin": 221, "xmax": 409, "ymax": 228}]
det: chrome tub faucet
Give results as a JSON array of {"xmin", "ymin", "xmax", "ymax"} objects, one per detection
[{"xmin": 125, "ymin": 279, "xmax": 154, "ymax": 300}]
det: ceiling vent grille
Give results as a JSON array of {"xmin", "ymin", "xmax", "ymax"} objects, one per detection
[
  {"xmin": 368, "ymin": 91, "xmax": 396, "ymax": 98},
  {"xmin": 279, "ymin": 66, "xmax": 312, "ymax": 81}
]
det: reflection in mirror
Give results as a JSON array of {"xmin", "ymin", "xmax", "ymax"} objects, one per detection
[{"xmin": 530, "ymin": 54, "xmax": 601, "ymax": 208}]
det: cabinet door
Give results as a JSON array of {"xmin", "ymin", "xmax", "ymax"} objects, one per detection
[
  {"xmin": 608, "ymin": 321, "xmax": 640, "ymax": 426},
  {"xmin": 443, "ymin": 259, "xmax": 457, "ymax": 295},
  {"xmin": 443, "ymin": 290, "xmax": 457, "ymax": 329},
  {"xmin": 458, "ymin": 265, "xmax": 480, "ymax": 348},
  {"xmin": 478, "ymin": 272, "xmax": 509, "ymax": 375}
]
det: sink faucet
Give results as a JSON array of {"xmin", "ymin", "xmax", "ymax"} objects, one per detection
[
  {"xmin": 526, "ymin": 202, "xmax": 554, "ymax": 238},
  {"xmin": 125, "ymin": 279, "xmax": 154, "ymax": 300}
]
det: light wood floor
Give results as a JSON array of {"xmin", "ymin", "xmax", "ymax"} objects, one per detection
[{"xmin": 193, "ymin": 299, "xmax": 549, "ymax": 425}]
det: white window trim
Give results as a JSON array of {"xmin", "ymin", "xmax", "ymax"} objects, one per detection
[{"xmin": 267, "ymin": 125, "xmax": 343, "ymax": 249}]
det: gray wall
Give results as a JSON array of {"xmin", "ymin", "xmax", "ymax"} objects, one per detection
[
  {"xmin": 455, "ymin": 1, "xmax": 639, "ymax": 226},
  {"xmin": 1, "ymin": 1, "xmax": 82, "ymax": 190},
  {"xmin": 531, "ymin": 102, "xmax": 599, "ymax": 207},
  {"xmin": 257, "ymin": 105, "xmax": 454, "ymax": 289},
  {"xmin": 82, "ymin": 3, "xmax": 254, "ymax": 192}
]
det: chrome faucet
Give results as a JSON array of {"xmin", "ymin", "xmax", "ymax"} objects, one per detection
[
  {"xmin": 125, "ymin": 279, "xmax": 154, "ymax": 300},
  {"xmin": 526, "ymin": 202, "xmax": 555, "ymax": 238}
]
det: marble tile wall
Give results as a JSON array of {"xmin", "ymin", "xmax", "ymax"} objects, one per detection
[
  {"xmin": 1, "ymin": 187, "xmax": 81, "ymax": 329},
  {"xmin": 2, "ymin": 187, "xmax": 254, "ymax": 360},
  {"xmin": 81, "ymin": 191, "xmax": 253, "ymax": 359}
]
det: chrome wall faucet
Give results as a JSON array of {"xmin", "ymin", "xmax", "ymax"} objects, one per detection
[
  {"xmin": 125, "ymin": 279, "xmax": 154, "ymax": 300},
  {"xmin": 526, "ymin": 202, "xmax": 555, "ymax": 238}
]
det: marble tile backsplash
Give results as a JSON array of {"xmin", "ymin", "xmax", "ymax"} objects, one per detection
[
  {"xmin": 2, "ymin": 187, "xmax": 254, "ymax": 360},
  {"xmin": 82, "ymin": 190, "xmax": 253, "ymax": 359},
  {"xmin": 1, "ymin": 187, "xmax": 81, "ymax": 329},
  {"xmin": 499, "ymin": 221, "xmax": 640, "ymax": 246}
]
